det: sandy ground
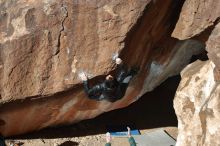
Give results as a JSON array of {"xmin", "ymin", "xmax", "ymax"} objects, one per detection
[
  {"xmin": 5, "ymin": 76, "xmax": 180, "ymax": 146},
  {"xmin": 5, "ymin": 127, "xmax": 177, "ymax": 146}
]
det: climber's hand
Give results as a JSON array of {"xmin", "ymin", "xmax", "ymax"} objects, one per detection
[
  {"xmin": 79, "ymin": 72, "xmax": 88, "ymax": 81},
  {"xmin": 116, "ymin": 57, "xmax": 123, "ymax": 65}
]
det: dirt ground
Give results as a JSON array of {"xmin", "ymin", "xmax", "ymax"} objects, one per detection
[
  {"xmin": 5, "ymin": 127, "xmax": 177, "ymax": 146},
  {"xmin": 5, "ymin": 75, "xmax": 180, "ymax": 146}
]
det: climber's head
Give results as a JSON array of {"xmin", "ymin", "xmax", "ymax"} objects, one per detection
[
  {"xmin": 105, "ymin": 75, "xmax": 115, "ymax": 88},
  {"xmin": 106, "ymin": 75, "xmax": 114, "ymax": 81}
]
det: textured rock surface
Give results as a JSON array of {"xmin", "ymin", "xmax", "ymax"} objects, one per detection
[
  {"xmin": 174, "ymin": 60, "xmax": 220, "ymax": 146},
  {"xmin": 206, "ymin": 22, "xmax": 220, "ymax": 81},
  {"xmin": 171, "ymin": 1, "xmax": 220, "ymax": 146},
  {"xmin": 172, "ymin": 0, "xmax": 220, "ymax": 82},
  {"xmin": 140, "ymin": 40, "xmax": 204, "ymax": 94},
  {"xmin": 172, "ymin": 0, "xmax": 220, "ymax": 40},
  {"xmin": 0, "ymin": 0, "xmax": 150, "ymax": 101},
  {"xmin": 0, "ymin": 0, "xmax": 204, "ymax": 137}
]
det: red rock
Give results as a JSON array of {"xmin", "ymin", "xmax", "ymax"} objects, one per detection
[
  {"xmin": 172, "ymin": 0, "xmax": 220, "ymax": 40},
  {"xmin": 0, "ymin": 0, "xmax": 204, "ymax": 137},
  {"xmin": 172, "ymin": 0, "xmax": 220, "ymax": 83}
]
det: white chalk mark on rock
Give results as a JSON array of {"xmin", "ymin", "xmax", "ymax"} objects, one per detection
[
  {"xmin": 71, "ymin": 56, "xmax": 78, "ymax": 73},
  {"xmin": 103, "ymin": 5, "xmax": 118, "ymax": 17}
]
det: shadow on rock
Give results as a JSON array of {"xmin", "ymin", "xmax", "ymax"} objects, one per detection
[{"xmin": 10, "ymin": 75, "xmax": 180, "ymax": 139}]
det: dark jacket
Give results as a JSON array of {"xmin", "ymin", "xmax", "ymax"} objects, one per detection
[
  {"xmin": 0, "ymin": 136, "xmax": 6, "ymax": 146},
  {"xmin": 83, "ymin": 64, "xmax": 136, "ymax": 101},
  {"xmin": 83, "ymin": 79, "xmax": 118, "ymax": 101}
]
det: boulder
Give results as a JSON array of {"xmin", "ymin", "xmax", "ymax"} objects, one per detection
[
  {"xmin": 0, "ymin": 0, "xmax": 151, "ymax": 101},
  {"xmin": 174, "ymin": 60, "xmax": 220, "ymax": 146},
  {"xmin": 0, "ymin": 0, "xmax": 203, "ymax": 137},
  {"xmin": 172, "ymin": 0, "xmax": 220, "ymax": 40},
  {"xmin": 206, "ymin": 22, "xmax": 220, "ymax": 81},
  {"xmin": 172, "ymin": 0, "xmax": 220, "ymax": 82}
]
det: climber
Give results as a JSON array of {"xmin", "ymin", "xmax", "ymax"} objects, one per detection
[{"xmin": 79, "ymin": 57, "xmax": 138, "ymax": 102}]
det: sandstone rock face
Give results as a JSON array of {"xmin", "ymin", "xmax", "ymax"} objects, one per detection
[
  {"xmin": 172, "ymin": 1, "xmax": 220, "ymax": 145},
  {"xmin": 0, "ymin": 0, "xmax": 204, "ymax": 137},
  {"xmin": 140, "ymin": 40, "xmax": 204, "ymax": 94},
  {"xmin": 206, "ymin": 22, "xmax": 220, "ymax": 81},
  {"xmin": 174, "ymin": 60, "xmax": 220, "ymax": 146},
  {"xmin": 172, "ymin": 0, "xmax": 220, "ymax": 82},
  {"xmin": 0, "ymin": 0, "xmax": 150, "ymax": 101},
  {"xmin": 172, "ymin": 0, "xmax": 220, "ymax": 40}
]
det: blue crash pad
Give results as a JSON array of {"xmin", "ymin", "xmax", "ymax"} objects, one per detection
[{"xmin": 106, "ymin": 125, "xmax": 140, "ymax": 136}]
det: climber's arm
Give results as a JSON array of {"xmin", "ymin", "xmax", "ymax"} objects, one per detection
[
  {"xmin": 113, "ymin": 58, "xmax": 127, "ymax": 83},
  {"xmin": 83, "ymin": 80, "xmax": 104, "ymax": 99},
  {"xmin": 80, "ymin": 72, "xmax": 104, "ymax": 99},
  {"xmin": 116, "ymin": 64, "xmax": 128, "ymax": 83},
  {"xmin": 127, "ymin": 66, "xmax": 139, "ymax": 77}
]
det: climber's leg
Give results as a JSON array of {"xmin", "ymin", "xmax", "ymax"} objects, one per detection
[{"xmin": 122, "ymin": 76, "xmax": 133, "ymax": 84}]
